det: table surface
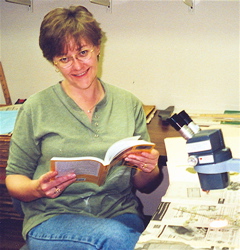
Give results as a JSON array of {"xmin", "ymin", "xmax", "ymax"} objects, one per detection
[{"xmin": 147, "ymin": 110, "xmax": 179, "ymax": 155}]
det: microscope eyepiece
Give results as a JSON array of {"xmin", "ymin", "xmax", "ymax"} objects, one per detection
[
  {"xmin": 167, "ymin": 114, "xmax": 194, "ymax": 140},
  {"xmin": 167, "ymin": 114, "xmax": 183, "ymax": 131},
  {"xmin": 178, "ymin": 110, "xmax": 201, "ymax": 134}
]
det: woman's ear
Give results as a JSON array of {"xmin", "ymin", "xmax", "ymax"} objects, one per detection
[
  {"xmin": 96, "ymin": 45, "xmax": 101, "ymax": 56},
  {"xmin": 96, "ymin": 46, "xmax": 101, "ymax": 61}
]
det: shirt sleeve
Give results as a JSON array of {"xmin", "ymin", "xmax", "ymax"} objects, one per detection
[
  {"xmin": 133, "ymin": 99, "xmax": 150, "ymax": 142},
  {"xmin": 6, "ymin": 104, "xmax": 41, "ymax": 178}
]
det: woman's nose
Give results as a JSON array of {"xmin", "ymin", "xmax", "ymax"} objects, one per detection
[{"xmin": 71, "ymin": 58, "xmax": 83, "ymax": 69}]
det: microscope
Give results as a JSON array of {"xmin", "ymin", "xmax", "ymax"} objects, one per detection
[{"xmin": 167, "ymin": 110, "xmax": 240, "ymax": 191}]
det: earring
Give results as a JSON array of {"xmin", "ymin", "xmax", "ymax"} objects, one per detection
[{"xmin": 55, "ymin": 68, "xmax": 59, "ymax": 73}]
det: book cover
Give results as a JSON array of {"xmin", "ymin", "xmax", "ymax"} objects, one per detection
[{"xmin": 51, "ymin": 136, "xmax": 155, "ymax": 186}]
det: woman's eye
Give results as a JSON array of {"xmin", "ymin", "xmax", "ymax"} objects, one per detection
[
  {"xmin": 79, "ymin": 50, "xmax": 88, "ymax": 57},
  {"xmin": 59, "ymin": 57, "xmax": 69, "ymax": 63}
]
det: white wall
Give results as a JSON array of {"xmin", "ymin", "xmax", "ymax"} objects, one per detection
[{"xmin": 0, "ymin": 0, "xmax": 239, "ymax": 112}]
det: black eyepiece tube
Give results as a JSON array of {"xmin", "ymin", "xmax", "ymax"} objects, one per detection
[
  {"xmin": 167, "ymin": 114, "xmax": 194, "ymax": 140},
  {"xmin": 178, "ymin": 110, "xmax": 201, "ymax": 134}
]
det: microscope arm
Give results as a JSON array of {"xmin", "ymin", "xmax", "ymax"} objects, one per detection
[{"xmin": 194, "ymin": 158, "xmax": 240, "ymax": 174}]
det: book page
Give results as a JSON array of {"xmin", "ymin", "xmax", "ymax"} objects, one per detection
[
  {"xmin": 51, "ymin": 157, "xmax": 107, "ymax": 185},
  {"xmin": 54, "ymin": 160, "xmax": 101, "ymax": 177},
  {"xmin": 51, "ymin": 156, "xmax": 105, "ymax": 165}
]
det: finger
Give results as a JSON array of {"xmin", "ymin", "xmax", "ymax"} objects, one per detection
[
  {"xmin": 51, "ymin": 173, "xmax": 76, "ymax": 187},
  {"xmin": 126, "ymin": 151, "xmax": 158, "ymax": 163},
  {"xmin": 141, "ymin": 149, "xmax": 159, "ymax": 160},
  {"xmin": 57, "ymin": 176, "xmax": 77, "ymax": 190},
  {"xmin": 53, "ymin": 186, "xmax": 62, "ymax": 195},
  {"xmin": 38, "ymin": 171, "xmax": 58, "ymax": 195},
  {"xmin": 37, "ymin": 171, "xmax": 76, "ymax": 199},
  {"xmin": 40, "ymin": 171, "xmax": 58, "ymax": 184},
  {"xmin": 124, "ymin": 158, "xmax": 143, "ymax": 168},
  {"xmin": 126, "ymin": 157, "xmax": 155, "ymax": 169},
  {"xmin": 48, "ymin": 177, "xmax": 76, "ymax": 198},
  {"xmin": 139, "ymin": 163, "xmax": 153, "ymax": 173},
  {"xmin": 44, "ymin": 186, "xmax": 61, "ymax": 198}
]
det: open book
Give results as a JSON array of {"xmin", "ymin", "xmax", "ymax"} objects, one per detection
[{"xmin": 51, "ymin": 136, "xmax": 155, "ymax": 186}]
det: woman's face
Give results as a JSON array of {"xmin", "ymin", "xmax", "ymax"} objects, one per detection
[{"xmin": 53, "ymin": 39, "xmax": 100, "ymax": 91}]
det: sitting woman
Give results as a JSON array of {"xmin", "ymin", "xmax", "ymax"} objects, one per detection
[{"xmin": 6, "ymin": 5, "xmax": 160, "ymax": 250}]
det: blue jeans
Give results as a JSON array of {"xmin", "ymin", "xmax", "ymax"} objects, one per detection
[{"xmin": 26, "ymin": 213, "xmax": 145, "ymax": 250}]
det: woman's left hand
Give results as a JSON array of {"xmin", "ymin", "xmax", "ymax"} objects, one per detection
[{"xmin": 124, "ymin": 149, "xmax": 159, "ymax": 173}]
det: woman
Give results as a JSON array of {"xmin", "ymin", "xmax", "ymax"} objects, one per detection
[{"xmin": 6, "ymin": 6, "xmax": 160, "ymax": 250}]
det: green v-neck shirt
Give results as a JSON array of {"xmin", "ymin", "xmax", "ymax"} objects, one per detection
[{"xmin": 6, "ymin": 80, "xmax": 149, "ymax": 239}]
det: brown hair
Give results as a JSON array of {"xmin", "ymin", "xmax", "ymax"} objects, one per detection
[{"xmin": 39, "ymin": 6, "xmax": 103, "ymax": 62}]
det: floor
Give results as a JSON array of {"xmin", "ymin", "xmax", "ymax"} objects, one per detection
[{"xmin": 0, "ymin": 219, "xmax": 25, "ymax": 250}]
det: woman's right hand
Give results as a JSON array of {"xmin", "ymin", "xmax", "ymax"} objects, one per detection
[
  {"xmin": 6, "ymin": 171, "xmax": 76, "ymax": 202},
  {"xmin": 36, "ymin": 171, "xmax": 77, "ymax": 198}
]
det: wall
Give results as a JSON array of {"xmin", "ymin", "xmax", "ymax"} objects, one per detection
[{"xmin": 0, "ymin": 0, "xmax": 239, "ymax": 112}]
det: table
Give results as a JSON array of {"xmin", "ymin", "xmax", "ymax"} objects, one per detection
[
  {"xmin": 136, "ymin": 122, "xmax": 240, "ymax": 249},
  {"xmin": 147, "ymin": 110, "xmax": 179, "ymax": 155}
]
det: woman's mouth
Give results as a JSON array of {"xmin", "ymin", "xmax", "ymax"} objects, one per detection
[{"xmin": 73, "ymin": 69, "xmax": 88, "ymax": 77}]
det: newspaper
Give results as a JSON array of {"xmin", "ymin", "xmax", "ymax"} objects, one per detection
[
  {"xmin": 135, "ymin": 127, "xmax": 240, "ymax": 249},
  {"xmin": 136, "ymin": 178, "xmax": 240, "ymax": 249}
]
